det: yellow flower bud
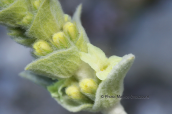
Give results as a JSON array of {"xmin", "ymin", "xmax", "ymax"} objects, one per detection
[
  {"xmin": 33, "ymin": 0, "xmax": 41, "ymax": 9},
  {"xmin": 63, "ymin": 22, "xmax": 78, "ymax": 42},
  {"xmin": 65, "ymin": 85, "xmax": 85, "ymax": 100},
  {"xmin": 64, "ymin": 14, "xmax": 71, "ymax": 22},
  {"xmin": 79, "ymin": 79, "xmax": 98, "ymax": 94},
  {"xmin": 22, "ymin": 13, "xmax": 33, "ymax": 26},
  {"xmin": 52, "ymin": 32, "xmax": 69, "ymax": 48},
  {"xmin": 33, "ymin": 40, "xmax": 53, "ymax": 56}
]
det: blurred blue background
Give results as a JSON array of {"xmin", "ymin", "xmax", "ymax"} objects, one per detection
[{"xmin": 0, "ymin": 0, "xmax": 172, "ymax": 114}]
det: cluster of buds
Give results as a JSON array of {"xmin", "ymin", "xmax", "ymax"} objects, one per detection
[
  {"xmin": 33, "ymin": 14, "xmax": 79, "ymax": 57},
  {"xmin": 65, "ymin": 78, "xmax": 98, "ymax": 102},
  {"xmin": 66, "ymin": 78, "xmax": 98, "ymax": 100},
  {"xmin": 0, "ymin": 0, "xmax": 135, "ymax": 114}
]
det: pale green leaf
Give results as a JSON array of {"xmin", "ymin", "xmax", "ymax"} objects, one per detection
[
  {"xmin": 26, "ymin": 0, "xmax": 64, "ymax": 40},
  {"xmin": 48, "ymin": 79, "xmax": 66, "ymax": 99},
  {"xmin": 8, "ymin": 27, "xmax": 35, "ymax": 47},
  {"xmin": 20, "ymin": 71, "xmax": 56, "ymax": 87},
  {"xmin": 0, "ymin": 0, "xmax": 28, "ymax": 27},
  {"xmin": 58, "ymin": 96, "xmax": 93, "ymax": 112},
  {"xmin": 75, "ymin": 31, "xmax": 88, "ymax": 52},
  {"xmin": 25, "ymin": 46, "xmax": 81, "ymax": 79},
  {"xmin": 73, "ymin": 5, "xmax": 90, "ymax": 51}
]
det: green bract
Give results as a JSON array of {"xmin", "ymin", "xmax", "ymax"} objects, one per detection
[
  {"xmin": 8, "ymin": 27, "xmax": 35, "ymax": 47},
  {"xmin": 0, "ymin": 0, "xmax": 28, "ymax": 27},
  {"xmin": 25, "ymin": 46, "xmax": 81, "ymax": 79},
  {"xmin": 20, "ymin": 71, "xmax": 56, "ymax": 88},
  {"xmin": 26, "ymin": 0, "xmax": 64, "ymax": 40},
  {"xmin": 0, "ymin": 1, "xmax": 135, "ymax": 114}
]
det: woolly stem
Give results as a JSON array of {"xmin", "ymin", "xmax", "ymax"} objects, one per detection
[{"xmin": 101, "ymin": 103, "xmax": 127, "ymax": 114}]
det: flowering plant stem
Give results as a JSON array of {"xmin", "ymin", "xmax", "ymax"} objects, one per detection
[{"xmin": 0, "ymin": 0, "xmax": 134, "ymax": 114}]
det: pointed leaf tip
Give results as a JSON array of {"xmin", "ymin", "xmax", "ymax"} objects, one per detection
[{"xmin": 25, "ymin": 46, "xmax": 81, "ymax": 79}]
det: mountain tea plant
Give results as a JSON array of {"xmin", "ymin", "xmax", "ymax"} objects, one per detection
[{"xmin": 0, "ymin": 0, "xmax": 135, "ymax": 114}]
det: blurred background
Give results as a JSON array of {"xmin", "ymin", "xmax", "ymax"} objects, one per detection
[{"xmin": 0, "ymin": 0, "xmax": 172, "ymax": 114}]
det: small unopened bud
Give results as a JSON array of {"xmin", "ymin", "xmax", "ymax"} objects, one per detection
[
  {"xmin": 22, "ymin": 13, "xmax": 33, "ymax": 26},
  {"xmin": 63, "ymin": 22, "xmax": 78, "ymax": 42},
  {"xmin": 64, "ymin": 14, "xmax": 71, "ymax": 22},
  {"xmin": 33, "ymin": 0, "xmax": 41, "ymax": 9},
  {"xmin": 33, "ymin": 40, "xmax": 53, "ymax": 56},
  {"xmin": 79, "ymin": 79, "xmax": 98, "ymax": 94},
  {"xmin": 65, "ymin": 85, "xmax": 85, "ymax": 100},
  {"xmin": 52, "ymin": 32, "xmax": 69, "ymax": 48}
]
